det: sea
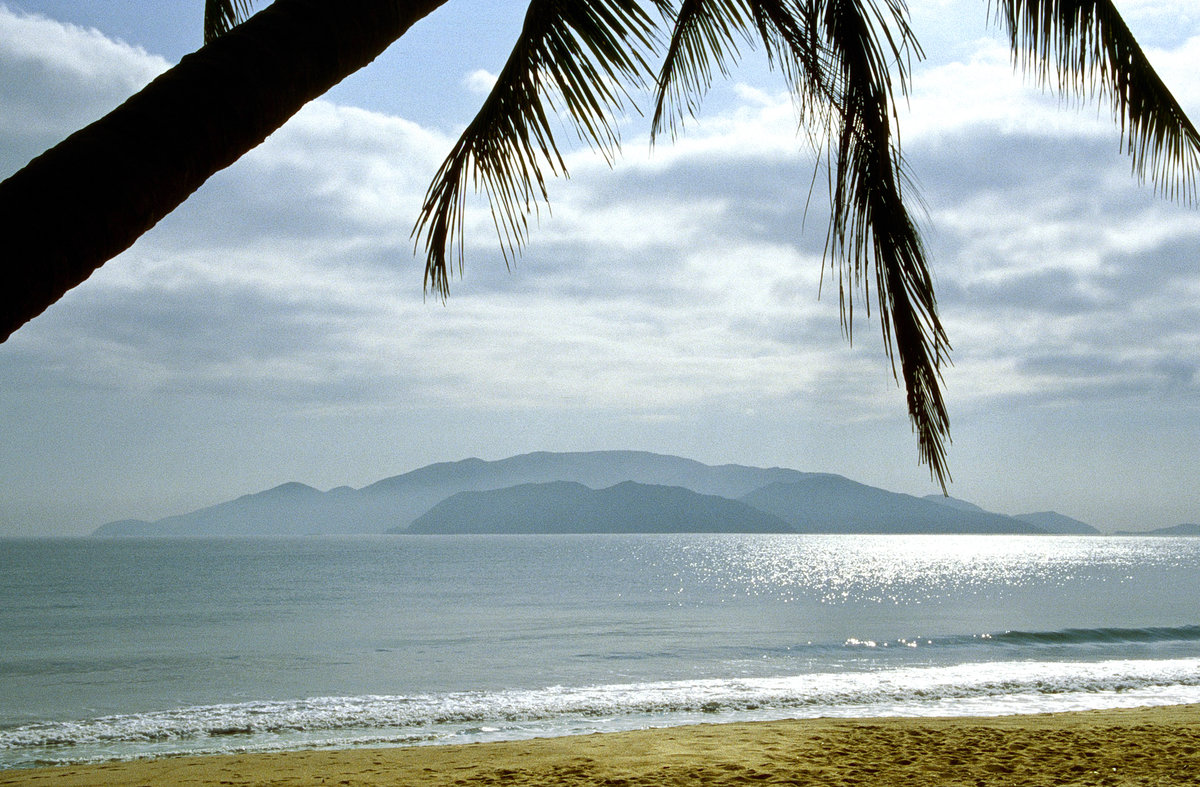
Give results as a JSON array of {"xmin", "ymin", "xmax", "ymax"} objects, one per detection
[{"xmin": 2, "ymin": 533, "xmax": 1199, "ymax": 769}]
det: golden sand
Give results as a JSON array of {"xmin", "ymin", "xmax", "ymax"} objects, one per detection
[{"xmin": 3, "ymin": 705, "xmax": 1198, "ymax": 786}]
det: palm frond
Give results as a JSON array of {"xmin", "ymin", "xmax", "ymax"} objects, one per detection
[
  {"xmin": 818, "ymin": 0, "xmax": 952, "ymax": 489},
  {"xmin": 997, "ymin": 0, "xmax": 1200, "ymax": 201},
  {"xmin": 748, "ymin": 0, "xmax": 830, "ymax": 111},
  {"xmin": 417, "ymin": 0, "xmax": 950, "ymax": 486},
  {"xmin": 204, "ymin": 0, "xmax": 256, "ymax": 44},
  {"xmin": 647, "ymin": 0, "xmax": 951, "ymax": 486},
  {"xmin": 651, "ymin": 0, "xmax": 756, "ymax": 141},
  {"xmin": 652, "ymin": 1, "xmax": 836, "ymax": 143},
  {"xmin": 413, "ymin": 0, "xmax": 660, "ymax": 298}
]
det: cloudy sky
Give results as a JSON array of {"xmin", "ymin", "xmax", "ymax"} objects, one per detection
[{"xmin": 1, "ymin": 0, "xmax": 1198, "ymax": 536}]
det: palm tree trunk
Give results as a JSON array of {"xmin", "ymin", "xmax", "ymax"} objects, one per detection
[{"xmin": 0, "ymin": 0, "xmax": 450, "ymax": 342}]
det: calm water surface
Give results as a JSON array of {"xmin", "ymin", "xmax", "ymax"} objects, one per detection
[{"xmin": 1, "ymin": 534, "xmax": 1198, "ymax": 767}]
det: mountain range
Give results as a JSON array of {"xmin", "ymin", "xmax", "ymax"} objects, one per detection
[
  {"xmin": 91, "ymin": 450, "xmax": 1121, "ymax": 537},
  {"xmin": 1113, "ymin": 523, "xmax": 1200, "ymax": 536},
  {"xmin": 406, "ymin": 480, "xmax": 793, "ymax": 534}
]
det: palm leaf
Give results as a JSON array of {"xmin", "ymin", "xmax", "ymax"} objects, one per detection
[
  {"xmin": 651, "ymin": 0, "xmax": 756, "ymax": 141},
  {"xmin": 651, "ymin": 1, "xmax": 836, "ymax": 141},
  {"xmin": 817, "ymin": 0, "xmax": 951, "ymax": 489},
  {"xmin": 998, "ymin": 0, "xmax": 1200, "ymax": 201},
  {"xmin": 749, "ymin": 0, "xmax": 832, "ymax": 114},
  {"xmin": 413, "ymin": 0, "xmax": 661, "ymax": 298},
  {"xmin": 204, "ymin": 0, "xmax": 257, "ymax": 44},
  {"xmin": 652, "ymin": 0, "xmax": 951, "ymax": 488}
]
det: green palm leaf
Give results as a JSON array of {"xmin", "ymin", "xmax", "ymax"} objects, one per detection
[
  {"xmin": 815, "ymin": 0, "xmax": 951, "ymax": 490},
  {"xmin": 413, "ymin": 0, "xmax": 662, "ymax": 298},
  {"xmin": 999, "ymin": 0, "xmax": 1200, "ymax": 201},
  {"xmin": 652, "ymin": 0, "xmax": 950, "ymax": 488},
  {"xmin": 748, "ymin": 1, "xmax": 832, "ymax": 117},
  {"xmin": 651, "ymin": 0, "xmax": 756, "ymax": 141},
  {"xmin": 651, "ymin": 1, "xmax": 834, "ymax": 139},
  {"xmin": 204, "ymin": 0, "xmax": 256, "ymax": 44},
  {"xmin": 414, "ymin": 0, "xmax": 1196, "ymax": 491}
]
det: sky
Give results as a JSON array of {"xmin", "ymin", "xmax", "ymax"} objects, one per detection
[{"xmin": 1, "ymin": 0, "xmax": 1198, "ymax": 536}]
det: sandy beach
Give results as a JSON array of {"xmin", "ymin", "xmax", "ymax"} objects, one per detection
[{"xmin": 3, "ymin": 705, "xmax": 1197, "ymax": 786}]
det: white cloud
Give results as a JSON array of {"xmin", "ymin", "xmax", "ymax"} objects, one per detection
[
  {"xmin": 0, "ymin": 5, "xmax": 163, "ymax": 88},
  {"xmin": 902, "ymin": 39, "xmax": 1116, "ymax": 142},
  {"xmin": 0, "ymin": 6, "xmax": 167, "ymax": 173},
  {"xmin": 3, "ymin": 1, "xmax": 1199, "ymax": 533},
  {"xmin": 464, "ymin": 68, "xmax": 497, "ymax": 95},
  {"xmin": 1142, "ymin": 35, "xmax": 1200, "ymax": 110}
]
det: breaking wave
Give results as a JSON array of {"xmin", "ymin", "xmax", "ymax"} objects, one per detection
[{"xmin": 4, "ymin": 656, "xmax": 1199, "ymax": 767}]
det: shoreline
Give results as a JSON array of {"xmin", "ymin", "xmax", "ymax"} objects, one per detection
[{"xmin": 2, "ymin": 704, "xmax": 1197, "ymax": 786}]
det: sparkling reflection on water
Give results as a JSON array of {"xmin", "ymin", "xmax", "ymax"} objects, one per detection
[
  {"xmin": 2, "ymin": 535, "xmax": 1200, "ymax": 768},
  {"xmin": 648, "ymin": 534, "xmax": 1174, "ymax": 604},
  {"xmin": 2, "ymin": 535, "xmax": 1198, "ymax": 718}
]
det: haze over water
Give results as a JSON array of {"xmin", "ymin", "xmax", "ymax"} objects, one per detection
[{"xmin": 2, "ymin": 534, "xmax": 1199, "ymax": 768}]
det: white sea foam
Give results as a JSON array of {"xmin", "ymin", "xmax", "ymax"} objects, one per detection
[
  {"xmin": 5, "ymin": 536, "xmax": 1200, "ymax": 770},
  {"xmin": 4, "ymin": 657, "xmax": 1200, "ymax": 767}
]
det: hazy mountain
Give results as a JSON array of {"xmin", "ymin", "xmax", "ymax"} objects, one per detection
[
  {"xmin": 93, "ymin": 519, "xmax": 157, "ymax": 537},
  {"xmin": 921, "ymin": 495, "xmax": 992, "ymax": 514},
  {"xmin": 91, "ymin": 482, "xmax": 381, "ymax": 537},
  {"xmin": 94, "ymin": 450, "xmax": 1064, "ymax": 538},
  {"xmin": 359, "ymin": 450, "xmax": 806, "ymax": 501},
  {"xmin": 924, "ymin": 497, "xmax": 1100, "ymax": 535},
  {"xmin": 1114, "ymin": 523, "xmax": 1200, "ymax": 536},
  {"xmin": 92, "ymin": 451, "xmax": 808, "ymax": 537},
  {"xmin": 744, "ymin": 475, "xmax": 1043, "ymax": 534},
  {"xmin": 403, "ymin": 481, "xmax": 794, "ymax": 534},
  {"xmin": 1012, "ymin": 511, "xmax": 1100, "ymax": 535}
]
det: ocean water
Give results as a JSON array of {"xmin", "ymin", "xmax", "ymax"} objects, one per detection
[{"xmin": 2, "ymin": 534, "xmax": 1199, "ymax": 768}]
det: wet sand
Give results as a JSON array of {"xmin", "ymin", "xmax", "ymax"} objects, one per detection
[{"xmin": 3, "ymin": 705, "xmax": 1197, "ymax": 786}]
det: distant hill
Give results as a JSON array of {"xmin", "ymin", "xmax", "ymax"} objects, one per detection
[
  {"xmin": 94, "ymin": 519, "xmax": 158, "ymax": 537},
  {"xmin": 92, "ymin": 451, "xmax": 809, "ymax": 537},
  {"xmin": 1012, "ymin": 511, "xmax": 1100, "ymax": 535},
  {"xmin": 403, "ymin": 481, "xmax": 794, "ymax": 534},
  {"xmin": 923, "ymin": 497, "xmax": 1101, "ymax": 535},
  {"xmin": 359, "ymin": 450, "xmax": 806, "ymax": 502},
  {"xmin": 746, "ymin": 476, "xmax": 1043, "ymax": 534},
  {"xmin": 921, "ymin": 495, "xmax": 992, "ymax": 514},
  {"xmin": 91, "ymin": 482, "xmax": 378, "ymax": 537},
  {"xmin": 93, "ymin": 450, "xmax": 1069, "ymax": 538},
  {"xmin": 1114, "ymin": 523, "xmax": 1200, "ymax": 536}
]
